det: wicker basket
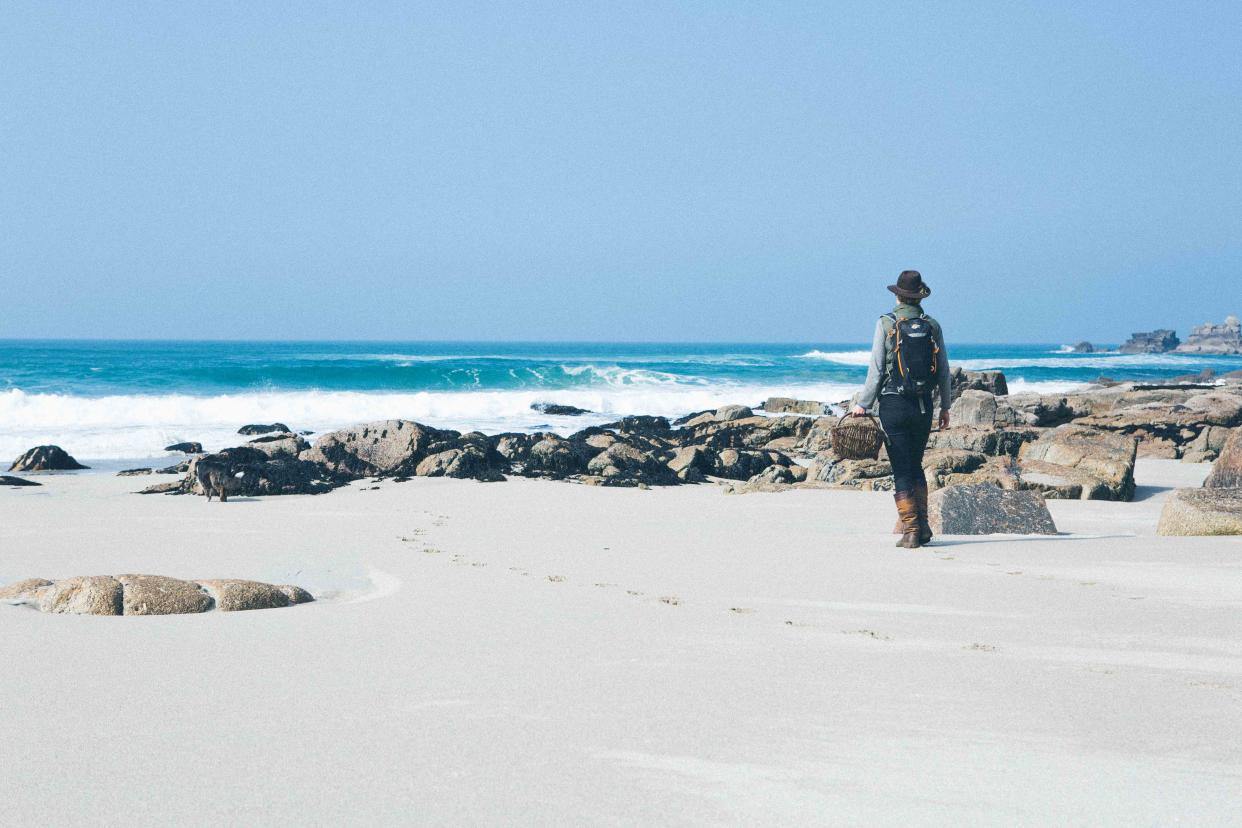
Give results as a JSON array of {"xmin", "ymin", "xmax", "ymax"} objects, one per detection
[{"xmin": 830, "ymin": 414, "xmax": 884, "ymax": 460}]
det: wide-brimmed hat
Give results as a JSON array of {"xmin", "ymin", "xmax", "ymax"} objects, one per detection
[{"xmin": 888, "ymin": 270, "xmax": 930, "ymax": 300}]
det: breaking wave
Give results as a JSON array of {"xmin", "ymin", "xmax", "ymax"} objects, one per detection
[{"xmin": 0, "ymin": 383, "xmax": 856, "ymax": 461}]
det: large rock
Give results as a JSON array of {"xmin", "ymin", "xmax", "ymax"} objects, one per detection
[
  {"xmin": 515, "ymin": 435, "xmax": 591, "ymax": 479},
  {"xmin": 586, "ymin": 442, "xmax": 679, "ymax": 486},
  {"xmin": 196, "ymin": 579, "xmax": 295, "ymax": 611},
  {"xmin": 164, "ymin": 442, "xmax": 203, "ymax": 454},
  {"xmin": 933, "ymin": 368, "xmax": 1008, "ymax": 408},
  {"xmin": 712, "ymin": 448, "xmax": 792, "ymax": 481},
  {"xmin": 920, "ymin": 448, "xmax": 987, "ymax": 490},
  {"xmin": 1157, "ymin": 489, "xmax": 1242, "ymax": 536},
  {"xmin": 713, "ymin": 404, "xmax": 753, "ymax": 422},
  {"xmin": 1018, "ymin": 425, "xmax": 1137, "ymax": 501},
  {"xmin": 301, "ymin": 420, "xmax": 459, "ymax": 478},
  {"xmin": 184, "ymin": 446, "xmax": 337, "ymax": 497},
  {"xmin": 927, "ymin": 427, "xmax": 1041, "ymax": 457},
  {"xmin": 949, "ymin": 390, "xmax": 1022, "ymax": 428},
  {"xmin": 0, "ymin": 578, "xmax": 52, "ymax": 602},
  {"xmin": 666, "ymin": 445, "xmax": 714, "ymax": 482},
  {"xmin": 38, "ymin": 576, "xmax": 124, "ymax": 615},
  {"xmin": 1119, "ymin": 329, "xmax": 1179, "ymax": 353},
  {"xmin": 1182, "ymin": 425, "xmax": 1234, "ymax": 463},
  {"xmin": 530, "ymin": 402, "xmax": 591, "ymax": 416},
  {"xmin": 238, "ymin": 423, "xmax": 291, "ymax": 436},
  {"xmin": 928, "ymin": 484, "xmax": 1057, "ymax": 535},
  {"xmin": 1204, "ymin": 429, "xmax": 1242, "ymax": 488},
  {"xmin": 8, "ymin": 445, "xmax": 88, "ymax": 472},
  {"xmin": 117, "ymin": 574, "xmax": 213, "ymax": 615},
  {"xmin": 247, "ymin": 432, "xmax": 310, "ymax": 458},
  {"xmin": 760, "ymin": 397, "xmax": 832, "ymax": 416},
  {"xmin": 1, "ymin": 575, "xmax": 315, "ymax": 614},
  {"xmin": 0, "ymin": 475, "xmax": 40, "ymax": 487},
  {"xmin": 1174, "ymin": 316, "xmax": 1242, "ymax": 355},
  {"xmin": 414, "ymin": 434, "xmax": 506, "ymax": 481},
  {"xmin": 807, "ymin": 454, "xmax": 894, "ymax": 489}
]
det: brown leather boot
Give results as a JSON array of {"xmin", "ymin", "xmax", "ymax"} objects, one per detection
[
  {"xmin": 893, "ymin": 492, "xmax": 921, "ymax": 548},
  {"xmin": 913, "ymin": 482, "xmax": 933, "ymax": 545}
]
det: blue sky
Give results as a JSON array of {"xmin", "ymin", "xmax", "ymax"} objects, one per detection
[{"xmin": 2, "ymin": 1, "xmax": 1239, "ymax": 342}]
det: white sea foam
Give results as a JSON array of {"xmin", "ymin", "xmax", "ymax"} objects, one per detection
[
  {"xmin": 797, "ymin": 350, "xmax": 873, "ymax": 366},
  {"xmin": 0, "ymin": 383, "xmax": 858, "ymax": 461}
]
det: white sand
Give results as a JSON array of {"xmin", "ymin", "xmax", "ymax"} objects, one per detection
[{"xmin": 2, "ymin": 459, "xmax": 1240, "ymax": 825}]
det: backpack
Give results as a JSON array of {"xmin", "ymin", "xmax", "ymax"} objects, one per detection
[{"xmin": 883, "ymin": 313, "xmax": 939, "ymax": 397}]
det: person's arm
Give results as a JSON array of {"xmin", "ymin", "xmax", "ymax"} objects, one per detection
[
  {"xmin": 851, "ymin": 318, "xmax": 887, "ymax": 414},
  {"xmin": 934, "ymin": 322, "xmax": 952, "ymax": 428}
]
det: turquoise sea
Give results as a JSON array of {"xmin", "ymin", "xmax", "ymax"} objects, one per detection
[{"xmin": 2, "ymin": 340, "xmax": 1239, "ymax": 462}]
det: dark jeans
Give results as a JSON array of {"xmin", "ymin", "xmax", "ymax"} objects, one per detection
[{"xmin": 879, "ymin": 393, "xmax": 933, "ymax": 494}]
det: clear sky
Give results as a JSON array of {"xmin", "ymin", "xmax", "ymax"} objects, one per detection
[{"xmin": 2, "ymin": 1, "xmax": 1239, "ymax": 343}]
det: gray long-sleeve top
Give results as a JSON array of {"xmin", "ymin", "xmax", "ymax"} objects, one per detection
[{"xmin": 854, "ymin": 304, "xmax": 952, "ymax": 412}]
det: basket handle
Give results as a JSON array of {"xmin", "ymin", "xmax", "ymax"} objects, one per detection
[{"xmin": 838, "ymin": 412, "xmax": 877, "ymax": 425}]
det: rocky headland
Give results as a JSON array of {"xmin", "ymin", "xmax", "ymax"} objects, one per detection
[
  {"xmin": 1119, "ymin": 329, "xmax": 1180, "ymax": 353},
  {"xmin": 1175, "ymin": 315, "xmax": 1242, "ymax": 354}
]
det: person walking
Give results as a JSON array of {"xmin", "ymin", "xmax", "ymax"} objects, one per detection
[{"xmin": 850, "ymin": 270, "xmax": 952, "ymax": 548}]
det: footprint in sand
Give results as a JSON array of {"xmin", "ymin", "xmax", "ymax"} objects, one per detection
[
  {"xmin": 848, "ymin": 629, "xmax": 891, "ymax": 641},
  {"xmin": 593, "ymin": 582, "xmax": 616, "ymax": 588},
  {"xmin": 964, "ymin": 643, "xmax": 996, "ymax": 652},
  {"xmin": 659, "ymin": 596, "xmax": 680, "ymax": 606},
  {"xmin": 547, "ymin": 575, "xmax": 566, "ymax": 583},
  {"xmin": 729, "ymin": 607, "xmax": 755, "ymax": 614},
  {"xmin": 626, "ymin": 590, "xmax": 644, "ymax": 597}
]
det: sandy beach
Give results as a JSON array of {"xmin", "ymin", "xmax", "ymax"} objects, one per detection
[{"xmin": 3, "ymin": 458, "xmax": 1239, "ymax": 825}]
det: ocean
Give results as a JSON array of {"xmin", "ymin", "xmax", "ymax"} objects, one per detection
[{"xmin": 3, "ymin": 340, "xmax": 1240, "ymax": 463}]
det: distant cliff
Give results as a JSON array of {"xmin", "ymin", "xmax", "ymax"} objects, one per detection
[
  {"xmin": 1119, "ymin": 329, "xmax": 1180, "ymax": 354},
  {"xmin": 1176, "ymin": 316, "xmax": 1242, "ymax": 355}
]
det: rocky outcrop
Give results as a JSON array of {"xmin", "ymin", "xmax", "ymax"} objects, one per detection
[
  {"xmin": 0, "ymin": 476, "xmax": 40, "ymax": 486},
  {"xmin": 1204, "ymin": 428, "xmax": 1242, "ymax": 488},
  {"xmin": 8, "ymin": 445, "xmax": 88, "ymax": 472},
  {"xmin": 1071, "ymin": 342, "xmax": 1095, "ymax": 353},
  {"xmin": 117, "ymin": 468, "xmax": 153, "ymax": 476},
  {"xmin": 164, "ymin": 442, "xmax": 203, "ymax": 454},
  {"xmin": 530, "ymin": 402, "xmax": 591, "ymax": 416},
  {"xmin": 118, "ymin": 574, "xmax": 214, "ymax": 615},
  {"xmin": 760, "ymin": 397, "xmax": 832, "ymax": 416},
  {"xmin": 807, "ymin": 455, "xmax": 893, "ymax": 489},
  {"xmin": 1119, "ymin": 330, "xmax": 1179, "ymax": 353},
  {"xmin": 666, "ymin": 446, "xmax": 713, "ymax": 482},
  {"xmin": 247, "ymin": 432, "xmax": 310, "ymax": 458},
  {"xmin": 197, "ymin": 579, "xmax": 313, "ymax": 611},
  {"xmin": 932, "ymin": 368, "xmax": 1009, "ymax": 410},
  {"xmin": 586, "ymin": 442, "xmax": 679, "ymax": 487},
  {"xmin": 949, "ymin": 390, "xmax": 1022, "ymax": 429},
  {"xmin": 1018, "ymin": 425, "xmax": 1137, "ymax": 501},
  {"xmin": 145, "ymin": 446, "xmax": 338, "ymax": 498},
  {"xmin": 1071, "ymin": 390, "xmax": 1242, "ymax": 459},
  {"xmin": 927, "ymin": 426, "xmax": 1041, "ymax": 457},
  {"xmin": 414, "ymin": 433, "xmax": 506, "ymax": 482},
  {"xmin": 1182, "ymin": 425, "xmax": 1234, "ymax": 463},
  {"xmin": 1, "ymin": 575, "xmax": 314, "ymax": 615},
  {"xmin": 1175, "ymin": 316, "xmax": 1242, "ymax": 355},
  {"xmin": 928, "ymin": 484, "xmax": 1057, "ymax": 535},
  {"xmin": 238, "ymin": 423, "xmax": 291, "ymax": 436},
  {"xmin": 1157, "ymin": 489, "xmax": 1242, "ymax": 536},
  {"xmin": 36, "ymin": 576, "xmax": 124, "ymax": 615},
  {"xmin": 301, "ymin": 420, "xmax": 459, "ymax": 478}
]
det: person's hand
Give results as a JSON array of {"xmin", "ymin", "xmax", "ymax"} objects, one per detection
[
  {"xmin": 939, "ymin": 409, "xmax": 951, "ymax": 430},
  {"xmin": 850, "ymin": 404, "xmax": 867, "ymax": 417}
]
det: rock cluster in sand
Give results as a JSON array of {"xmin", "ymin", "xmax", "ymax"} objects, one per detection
[{"xmin": 0, "ymin": 575, "xmax": 314, "ymax": 615}]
